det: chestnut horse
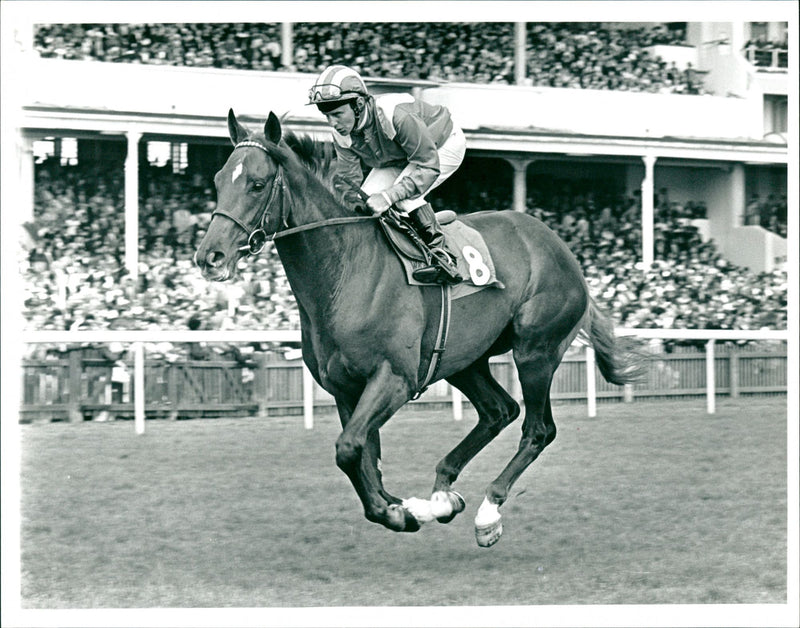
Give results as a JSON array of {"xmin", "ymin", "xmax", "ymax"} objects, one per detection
[{"xmin": 195, "ymin": 110, "xmax": 641, "ymax": 546}]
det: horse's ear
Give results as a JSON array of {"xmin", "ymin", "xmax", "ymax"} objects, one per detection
[
  {"xmin": 265, "ymin": 111, "xmax": 281, "ymax": 144},
  {"xmin": 227, "ymin": 108, "xmax": 249, "ymax": 146}
]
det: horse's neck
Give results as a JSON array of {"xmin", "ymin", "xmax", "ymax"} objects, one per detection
[
  {"xmin": 275, "ymin": 174, "xmax": 380, "ymax": 317},
  {"xmin": 285, "ymin": 172, "xmax": 351, "ymax": 229}
]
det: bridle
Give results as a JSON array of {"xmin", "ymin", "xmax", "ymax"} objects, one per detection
[
  {"xmin": 211, "ymin": 140, "xmax": 286, "ymax": 256},
  {"xmin": 210, "ymin": 138, "xmax": 379, "ymax": 256}
]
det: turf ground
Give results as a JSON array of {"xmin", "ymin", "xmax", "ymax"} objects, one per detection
[{"xmin": 18, "ymin": 398, "xmax": 787, "ymax": 609}]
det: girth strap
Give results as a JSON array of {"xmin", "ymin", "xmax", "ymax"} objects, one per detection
[{"xmin": 412, "ymin": 284, "xmax": 452, "ymax": 400}]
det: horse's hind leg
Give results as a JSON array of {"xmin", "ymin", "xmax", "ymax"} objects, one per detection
[
  {"xmin": 420, "ymin": 358, "xmax": 520, "ymax": 523},
  {"xmin": 475, "ymin": 357, "xmax": 557, "ymax": 547}
]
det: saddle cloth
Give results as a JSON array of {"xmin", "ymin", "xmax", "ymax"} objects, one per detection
[{"xmin": 379, "ymin": 211, "xmax": 505, "ymax": 299}]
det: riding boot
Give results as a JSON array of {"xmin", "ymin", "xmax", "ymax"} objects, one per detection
[{"xmin": 408, "ymin": 203, "xmax": 462, "ymax": 284}]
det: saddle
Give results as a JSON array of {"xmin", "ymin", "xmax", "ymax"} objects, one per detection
[
  {"xmin": 380, "ymin": 209, "xmax": 455, "ymax": 263},
  {"xmin": 378, "ymin": 210, "xmax": 504, "ymax": 298},
  {"xmin": 335, "ymin": 175, "xmax": 502, "ymax": 295}
]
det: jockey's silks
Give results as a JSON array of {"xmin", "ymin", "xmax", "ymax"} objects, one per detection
[{"xmin": 330, "ymin": 93, "xmax": 455, "ymax": 206}]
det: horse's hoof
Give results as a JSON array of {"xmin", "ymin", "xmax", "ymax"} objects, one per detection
[
  {"xmin": 400, "ymin": 507, "xmax": 422, "ymax": 532},
  {"xmin": 387, "ymin": 504, "xmax": 421, "ymax": 533},
  {"xmin": 403, "ymin": 497, "xmax": 436, "ymax": 524},
  {"xmin": 431, "ymin": 490, "xmax": 465, "ymax": 524},
  {"xmin": 475, "ymin": 518, "xmax": 503, "ymax": 547},
  {"xmin": 474, "ymin": 497, "xmax": 503, "ymax": 547}
]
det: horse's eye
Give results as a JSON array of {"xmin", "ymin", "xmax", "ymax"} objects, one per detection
[{"xmin": 252, "ymin": 181, "xmax": 265, "ymax": 192}]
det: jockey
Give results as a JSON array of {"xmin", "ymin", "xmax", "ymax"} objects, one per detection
[{"xmin": 308, "ymin": 64, "xmax": 465, "ymax": 284}]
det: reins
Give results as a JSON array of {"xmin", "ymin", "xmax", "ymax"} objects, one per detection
[{"xmin": 272, "ymin": 214, "xmax": 380, "ymax": 239}]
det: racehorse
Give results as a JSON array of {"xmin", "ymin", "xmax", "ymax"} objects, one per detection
[{"xmin": 195, "ymin": 109, "xmax": 642, "ymax": 547}]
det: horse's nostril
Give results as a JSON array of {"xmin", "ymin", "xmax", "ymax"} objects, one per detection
[{"xmin": 206, "ymin": 251, "xmax": 225, "ymax": 268}]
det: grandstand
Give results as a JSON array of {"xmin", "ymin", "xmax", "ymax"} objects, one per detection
[{"xmin": 2, "ymin": 15, "xmax": 792, "ymax": 420}]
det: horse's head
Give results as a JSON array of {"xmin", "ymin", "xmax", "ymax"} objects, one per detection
[{"xmin": 195, "ymin": 109, "xmax": 287, "ymax": 281}]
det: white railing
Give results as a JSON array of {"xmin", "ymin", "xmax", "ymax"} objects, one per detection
[
  {"xmin": 20, "ymin": 329, "xmax": 302, "ymax": 435},
  {"xmin": 19, "ymin": 328, "xmax": 790, "ymax": 434},
  {"xmin": 613, "ymin": 328, "xmax": 789, "ymax": 416}
]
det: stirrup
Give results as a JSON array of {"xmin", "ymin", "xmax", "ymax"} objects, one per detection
[
  {"xmin": 431, "ymin": 248, "xmax": 463, "ymax": 284},
  {"xmin": 413, "ymin": 250, "xmax": 462, "ymax": 285},
  {"xmin": 412, "ymin": 264, "xmax": 461, "ymax": 285},
  {"xmin": 430, "ymin": 247, "xmax": 458, "ymax": 267},
  {"xmin": 412, "ymin": 265, "xmax": 445, "ymax": 284}
]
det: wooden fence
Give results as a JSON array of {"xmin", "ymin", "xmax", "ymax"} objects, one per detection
[{"xmin": 20, "ymin": 344, "xmax": 788, "ymax": 424}]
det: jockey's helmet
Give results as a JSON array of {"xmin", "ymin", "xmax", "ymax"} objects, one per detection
[{"xmin": 308, "ymin": 65, "xmax": 369, "ymax": 112}]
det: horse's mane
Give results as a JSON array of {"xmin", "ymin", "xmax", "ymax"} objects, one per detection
[
  {"xmin": 254, "ymin": 127, "xmax": 352, "ymax": 208},
  {"xmin": 283, "ymin": 131, "xmax": 335, "ymax": 180}
]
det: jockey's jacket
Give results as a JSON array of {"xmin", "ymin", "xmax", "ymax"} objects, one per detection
[{"xmin": 330, "ymin": 93, "xmax": 454, "ymax": 205}]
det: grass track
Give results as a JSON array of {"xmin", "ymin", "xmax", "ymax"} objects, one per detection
[{"xmin": 19, "ymin": 399, "xmax": 787, "ymax": 608}]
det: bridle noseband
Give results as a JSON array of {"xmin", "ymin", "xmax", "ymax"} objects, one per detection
[{"xmin": 211, "ymin": 140, "xmax": 285, "ymax": 256}]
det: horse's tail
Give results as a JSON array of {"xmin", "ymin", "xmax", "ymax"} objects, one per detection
[{"xmin": 582, "ymin": 297, "xmax": 646, "ymax": 386}]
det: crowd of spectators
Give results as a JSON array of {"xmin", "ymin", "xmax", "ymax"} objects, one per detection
[
  {"xmin": 20, "ymin": 160, "xmax": 787, "ymax": 362},
  {"xmin": 33, "ymin": 23, "xmax": 283, "ymax": 69},
  {"xmin": 524, "ymin": 23, "xmax": 704, "ymax": 93},
  {"xmin": 744, "ymin": 193, "xmax": 788, "ymax": 237},
  {"xmin": 33, "ymin": 21, "xmax": 707, "ymax": 93},
  {"xmin": 574, "ymin": 198, "xmax": 787, "ymax": 332},
  {"xmin": 20, "ymin": 162, "xmax": 300, "ymax": 361},
  {"xmin": 291, "ymin": 22, "xmax": 517, "ymax": 84},
  {"xmin": 435, "ymin": 175, "xmax": 786, "ymax": 333}
]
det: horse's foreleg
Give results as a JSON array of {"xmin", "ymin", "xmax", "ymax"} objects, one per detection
[
  {"xmin": 334, "ymin": 361, "xmax": 416, "ymax": 532},
  {"xmin": 336, "ymin": 398, "xmax": 401, "ymax": 506},
  {"xmin": 367, "ymin": 431, "xmax": 402, "ymax": 505}
]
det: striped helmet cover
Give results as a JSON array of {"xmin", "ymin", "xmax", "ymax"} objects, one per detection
[{"xmin": 308, "ymin": 65, "xmax": 369, "ymax": 105}]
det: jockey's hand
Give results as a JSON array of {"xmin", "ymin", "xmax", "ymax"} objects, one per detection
[{"xmin": 366, "ymin": 192, "xmax": 391, "ymax": 215}]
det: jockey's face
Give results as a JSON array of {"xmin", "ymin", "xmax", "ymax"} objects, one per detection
[{"xmin": 323, "ymin": 102, "xmax": 357, "ymax": 136}]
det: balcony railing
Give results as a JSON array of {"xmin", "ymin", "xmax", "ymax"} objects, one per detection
[{"xmin": 743, "ymin": 45, "xmax": 789, "ymax": 70}]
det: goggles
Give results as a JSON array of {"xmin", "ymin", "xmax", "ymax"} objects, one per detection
[{"xmin": 308, "ymin": 83, "xmax": 360, "ymax": 104}]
